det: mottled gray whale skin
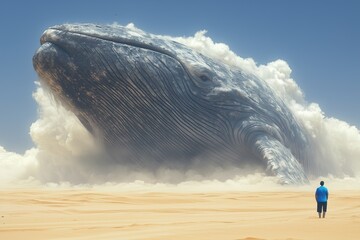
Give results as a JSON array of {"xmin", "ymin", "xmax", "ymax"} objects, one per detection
[{"xmin": 33, "ymin": 23, "xmax": 311, "ymax": 184}]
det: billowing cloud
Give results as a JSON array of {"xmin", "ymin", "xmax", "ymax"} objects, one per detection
[
  {"xmin": 0, "ymin": 24, "xmax": 359, "ymax": 187},
  {"xmin": 173, "ymin": 29, "xmax": 360, "ymax": 178}
]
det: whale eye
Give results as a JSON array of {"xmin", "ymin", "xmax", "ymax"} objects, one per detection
[
  {"xmin": 189, "ymin": 64, "xmax": 213, "ymax": 85},
  {"xmin": 199, "ymin": 74, "xmax": 210, "ymax": 82}
]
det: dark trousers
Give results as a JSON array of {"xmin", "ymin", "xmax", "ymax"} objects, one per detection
[{"xmin": 317, "ymin": 202, "xmax": 327, "ymax": 213}]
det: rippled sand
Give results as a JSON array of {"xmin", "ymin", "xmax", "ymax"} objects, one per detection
[{"xmin": 1, "ymin": 188, "xmax": 359, "ymax": 240}]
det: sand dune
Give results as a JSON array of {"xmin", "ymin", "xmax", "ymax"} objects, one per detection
[{"xmin": 0, "ymin": 187, "xmax": 359, "ymax": 240}]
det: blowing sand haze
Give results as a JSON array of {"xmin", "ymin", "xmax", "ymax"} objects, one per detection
[
  {"xmin": 1, "ymin": 2, "xmax": 360, "ymax": 240},
  {"xmin": 29, "ymin": 23, "xmax": 360, "ymax": 185},
  {"xmin": 1, "ymin": 23, "xmax": 360, "ymax": 186}
]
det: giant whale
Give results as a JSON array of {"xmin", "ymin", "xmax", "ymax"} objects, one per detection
[{"xmin": 33, "ymin": 23, "xmax": 311, "ymax": 184}]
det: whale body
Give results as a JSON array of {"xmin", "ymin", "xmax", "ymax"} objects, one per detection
[{"xmin": 33, "ymin": 23, "xmax": 311, "ymax": 184}]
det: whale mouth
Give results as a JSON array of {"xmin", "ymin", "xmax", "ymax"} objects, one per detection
[{"xmin": 33, "ymin": 24, "xmax": 184, "ymax": 105}]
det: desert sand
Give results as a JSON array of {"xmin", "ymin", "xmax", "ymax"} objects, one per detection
[{"xmin": 0, "ymin": 187, "xmax": 359, "ymax": 240}]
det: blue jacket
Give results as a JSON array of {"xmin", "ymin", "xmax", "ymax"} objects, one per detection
[{"xmin": 315, "ymin": 186, "xmax": 329, "ymax": 202}]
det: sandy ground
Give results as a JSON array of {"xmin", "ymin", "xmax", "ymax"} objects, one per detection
[{"xmin": 0, "ymin": 187, "xmax": 359, "ymax": 240}]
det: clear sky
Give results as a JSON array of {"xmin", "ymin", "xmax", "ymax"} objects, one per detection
[{"xmin": 0, "ymin": 0, "xmax": 359, "ymax": 153}]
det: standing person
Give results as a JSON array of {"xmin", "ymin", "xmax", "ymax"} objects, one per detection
[{"xmin": 315, "ymin": 181, "xmax": 329, "ymax": 218}]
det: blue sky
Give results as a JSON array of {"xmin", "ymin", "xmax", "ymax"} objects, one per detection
[{"xmin": 0, "ymin": 0, "xmax": 359, "ymax": 153}]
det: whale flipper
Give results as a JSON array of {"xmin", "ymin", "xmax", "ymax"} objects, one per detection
[{"xmin": 252, "ymin": 135, "xmax": 309, "ymax": 184}]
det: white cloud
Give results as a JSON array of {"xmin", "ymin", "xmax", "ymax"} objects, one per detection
[
  {"xmin": 1, "ymin": 24, "xmax": 359, "ymax": 187},
  {"xmin": 0, "ymin": 146, "xmax": 37, "ymax": 184}
]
